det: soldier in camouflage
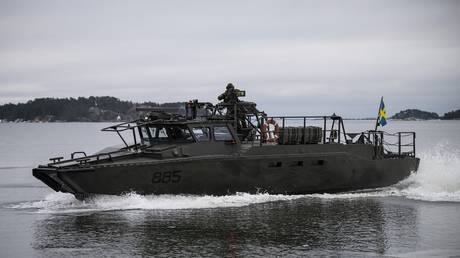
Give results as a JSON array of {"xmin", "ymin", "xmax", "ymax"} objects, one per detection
[
  {"xmin": 218, "ymin": 83, "xmax": 250, "ymax": 138},
  {"xmin": 218, "ymin": 83, "xmax": 240, "ymax": 104}
]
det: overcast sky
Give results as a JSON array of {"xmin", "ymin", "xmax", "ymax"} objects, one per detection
[{"xmin": 1, "ymin": 0, "xmax": 459, "ymax": 117}]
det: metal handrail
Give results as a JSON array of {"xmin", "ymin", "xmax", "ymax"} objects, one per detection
[
  {"xmin": 71, "ymin": 151, "xmax": 87, "ymax": 159},
  {"xmin": 47, "ymin": 144, "xmax": 142, "ymax": 167}
]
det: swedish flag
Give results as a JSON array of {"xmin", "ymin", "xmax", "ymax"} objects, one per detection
[{"xmin": 378, "ymin": 97, "xmax": 387, "ymax": 126}]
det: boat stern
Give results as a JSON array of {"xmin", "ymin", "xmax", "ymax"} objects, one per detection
[{"xmin": 414, "ymin": 157, "xmax": 420, "ymax": 172}]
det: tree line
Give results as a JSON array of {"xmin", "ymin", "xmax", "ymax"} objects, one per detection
[
  {"xmin": 391, "ymin": 108, "xmax": 460, "ymax": 120},
  {"xmin": 1, "ymin": 96, "xmax": 459, "ymax": 121},
  {"xmin": 0, "ymin": 96, "xmax": 164, "ymax": 122},
  {"xmin": 443, "ymin": 109, "xmax": 460, "ymax": 120}
]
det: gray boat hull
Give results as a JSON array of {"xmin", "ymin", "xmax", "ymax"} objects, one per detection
[{"xmin": 33, "ymin": 144, "xmax": 420, "ymax": 198}]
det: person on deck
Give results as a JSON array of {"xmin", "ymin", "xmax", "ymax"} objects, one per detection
[{"xmin": 218, "ymin": 83, "xmax": 240, "ymax": 104}]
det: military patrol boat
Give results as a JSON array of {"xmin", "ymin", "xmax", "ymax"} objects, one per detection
[{"xmin": 33, "ymin": 85, "xmax": 420, "ymax": 199}]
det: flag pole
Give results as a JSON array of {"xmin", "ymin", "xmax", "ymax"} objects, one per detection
[{"xmin": 374, "ymin": 96, "xmax": 383, "ymax": 131}]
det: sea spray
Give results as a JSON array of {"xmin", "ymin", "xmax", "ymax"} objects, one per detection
[
  {"xmin": 396, "ymin": 142, "xmax": 460, "ymax": 202},
  {"xmin": 307, "ymin": 143, "xmax": 460, "ymax": 202}
]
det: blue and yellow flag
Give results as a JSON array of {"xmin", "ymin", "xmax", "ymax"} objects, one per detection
[{"xmin": 378, "ymin": 97, "xmax": 387, "ymax": 126}]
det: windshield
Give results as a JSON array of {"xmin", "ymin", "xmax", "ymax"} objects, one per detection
[
  {"xmin": 213, "ymin": 126, "xmax": 233, "ymax": 141},
  {"xmin": 140, "ymin": 125, "xmax": 193, "ymax": 143},
  {"xmin": 192, "ymin": 127, "xmax": 211, "ymax": 142}
]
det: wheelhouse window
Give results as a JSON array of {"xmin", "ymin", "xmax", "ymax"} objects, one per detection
[
  {"xmin": 140, "ymin": 126, "xmax": 150, "ymax": 142},
  {"xmin": 148, "ymin": 127, "xmax": 158, "ymax": 139},
  {"xmin": 140, "ymin": 125, "xmax": 193, "ymax": 143},
  {"xmin": 213, "ymin": 126, "xmax": 233, "ymax": 141},
  {"xmin": 168, "ymin": 126, "xmax": 192, "ymax": 141},
  {"xmin": 158, "ymin": 127, "xmax": 168, "ymax": 139},
  {"xmin": 192, "ymin": 127, "xmax": 210, "ymax": 142}
]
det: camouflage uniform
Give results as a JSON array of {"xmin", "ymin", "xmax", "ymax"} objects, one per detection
[
  {"xmin": 218, "ymin": 83, "xmax": 240, "ymax": 104},
  {"xmin": 218, "ymin": 83, "xmax": 248, "ymax": 137}
]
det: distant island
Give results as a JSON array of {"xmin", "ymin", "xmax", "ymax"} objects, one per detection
[
  {"xmin": 0, "ymin": 97, "xmax": 459, "ymax": 122},
  {"xmin": 391, "ymin": 109, "xmax": 459, "ymax": 120},
  {"xmin": 0, "ymin": 96, "xmax": 181, "ymax": 122},
  {"xmin": 443, "ymin": 109, "xmax": 460, "ymax": 120},
  {"xmin": 391, "ymin": 109, "xmax": 439, "ymax": 120}
]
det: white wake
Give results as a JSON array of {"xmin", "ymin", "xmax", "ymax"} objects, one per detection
[{"xmin": 10, "ymin": 192, "xmax": 305, "ymax": 213}]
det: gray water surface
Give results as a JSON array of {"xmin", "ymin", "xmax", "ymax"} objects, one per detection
[{"xmin": 1, "ymin": 121, "xmax": 459, "ymax": 257}]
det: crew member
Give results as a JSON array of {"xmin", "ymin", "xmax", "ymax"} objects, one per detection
[
  {"xmin": 218, "ymin": 83, "xmax": 240, "ymax": 104},
  {"xmin": 218, "ymin": 83, "xmax": 249, "ymax": 138}
]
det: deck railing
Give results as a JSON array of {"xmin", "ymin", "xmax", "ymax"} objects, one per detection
[
  {"xmin": 383, "ymin": 131, "xmax": 416, "ymax": 157},
  {"xmin": 242, "ymin": 114, "xmax": 416, "ymax": 157},
  {"xmin": 348, "ymin": 130, "xmax": 416, "ymax": 157},
  {"xmin": 46, "ymin": 143, "xmax": 143, "ymax": 167},
  {"xmin": 249, "ymin": 115, "xmax": 348, "ymax": 145}
]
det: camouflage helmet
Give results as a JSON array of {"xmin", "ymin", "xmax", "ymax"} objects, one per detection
[{"xmin": 226, "ymin": 83, "xmax": 234, "ymax": 90}]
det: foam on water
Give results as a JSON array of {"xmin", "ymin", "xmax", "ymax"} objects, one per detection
[
  {"xmin": 311, "ymin": 143, "xmax": 460, "ymax": 202},
  {"xmin": 8, "ymin": 143, "xmax": 460, "ymax": 213},
  {"xmin": 9, "ymin": 192, "xmax": 305, "ymax": 213},
  {"xmin": 393, "ymin": 142, "xmax": 460, "ymax": 202}
]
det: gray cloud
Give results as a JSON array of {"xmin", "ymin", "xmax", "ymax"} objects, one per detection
[{"xmin": 1, "ymin": 0, "xmax": 459, "ymax": 117}]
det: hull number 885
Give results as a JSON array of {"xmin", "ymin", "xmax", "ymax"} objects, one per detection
[{"xmin": 152, "ymin": 170, "xmax": 181, "ymax": 184}]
